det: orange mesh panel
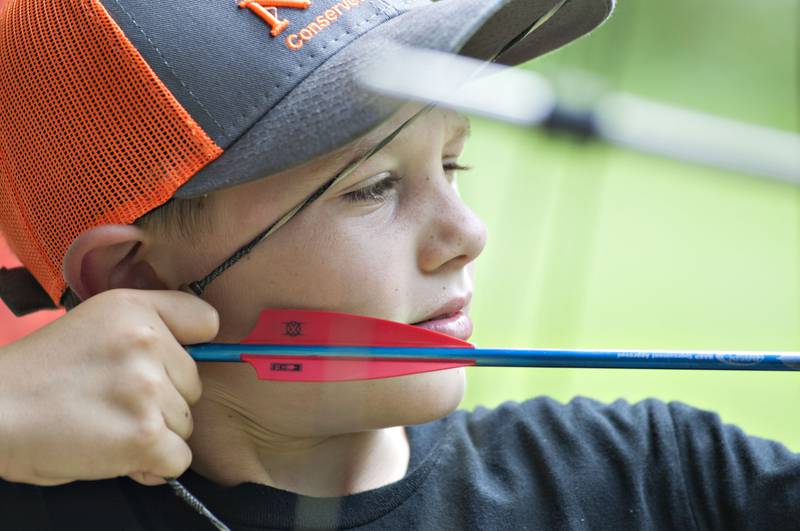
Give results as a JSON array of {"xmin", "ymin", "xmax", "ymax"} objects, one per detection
[{"xmin": 0, "ymin": 0, "xmax": 223, "ymax": 303}]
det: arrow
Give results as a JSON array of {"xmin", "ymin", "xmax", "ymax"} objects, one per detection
[{"xmin": 185, "ymin": 309, "xmax": 800, "ymax": 382}]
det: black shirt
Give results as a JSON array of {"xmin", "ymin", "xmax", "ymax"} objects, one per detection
[{"xmin": 2, "ymin": 397, "xmax": 798, "ymax": 530}]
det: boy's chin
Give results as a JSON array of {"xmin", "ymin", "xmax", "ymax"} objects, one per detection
[{"xmin": 376, "ymin": 367, "xmax": 467, "ymax": 427}]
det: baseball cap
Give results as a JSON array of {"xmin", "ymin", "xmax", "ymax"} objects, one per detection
[{"xmin": 0, "ymin": 0, "xmax": 614, "ymax": 315}]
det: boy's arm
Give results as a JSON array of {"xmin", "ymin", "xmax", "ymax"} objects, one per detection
[
  {"xmin": 0, "ymin": 289, "xmax": 217, "ymax": 487},
  {"xmin": 668, "ymin": 401, "xmax": 800, "ymax": 528}
]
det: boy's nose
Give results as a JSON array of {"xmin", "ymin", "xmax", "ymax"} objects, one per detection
[{"xmin": 417, "ymin": 184, "xmax": 488, "ymax": 274}]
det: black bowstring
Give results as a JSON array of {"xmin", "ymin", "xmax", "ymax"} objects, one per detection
[
  {"xmin": 166, "ymin": 479, "xmax": 231, "ymax": 531},
  {"xmin": 182, "ymin": 104, "xmax": 433, "ymax": 298}
]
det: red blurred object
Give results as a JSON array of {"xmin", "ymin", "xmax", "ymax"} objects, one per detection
[{"xmin": 0, "ymin": 237, "xmax": 62, "ymax": 346}]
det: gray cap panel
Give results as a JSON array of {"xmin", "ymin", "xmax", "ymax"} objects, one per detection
[
  {"xmin": 176, "ymin": 0, "xmax": 514, "ymax": 197},
  {"xmin": 178, "ymin": 0, "xmax": 615, "ymax": 198},
  {"xmin": 99, "ymin": 0, "xmax": 417, "ymax": 146}
]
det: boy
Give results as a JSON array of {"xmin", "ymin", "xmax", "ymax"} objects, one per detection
[{"xmin": 1, "ymin": 0, "xmax": 798, "ymax": 530}]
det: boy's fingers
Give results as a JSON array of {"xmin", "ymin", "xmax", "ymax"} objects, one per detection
[
  {"xmin": 160, "ymin": 337, "xmax": 203, "ymax": 405},
  {"xmin": 140, "ymin": 431, "xmax": 193, "ymax": 481},
  {"xmin": 137, "ymin": 290, "xmax": 220, "ymax": 345},
  {"xmin": 128, "ymin": 472, "xmax": 167, "ymax": 486},
  {"xmin": 159, "ymin": 380, "xmax": 195, "ymax": 441},
  {"xmin": 23, "ymin": 475, "xmax": 74, "ymax": 487}
]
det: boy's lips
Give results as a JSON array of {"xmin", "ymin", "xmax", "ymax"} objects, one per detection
[
  {"xmin": 412, "ymin": 310, "xmax": 473, "ymax": 341},
  {"xmin": 411, "ymin": 295, "xmax": 473, "ymax": 340}
]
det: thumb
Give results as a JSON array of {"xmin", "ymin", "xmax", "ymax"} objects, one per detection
[
  {"xmin": 140, "ymin": 290, "xmax": 220, "ymax": 345},
  {"xmin": 127, "ymin": 471, "xmax": 168, "ymax": 486}
]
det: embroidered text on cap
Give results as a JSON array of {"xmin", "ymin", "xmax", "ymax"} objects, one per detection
[{"xmin": 239, "ymin": 0, "xmax": 312, "ymax": 37}]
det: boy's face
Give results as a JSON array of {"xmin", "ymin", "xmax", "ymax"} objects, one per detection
[{"xmin": 149, "ymin": 105, "xmax": 487, "ymax": 435}]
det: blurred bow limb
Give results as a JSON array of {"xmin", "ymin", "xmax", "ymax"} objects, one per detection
[{"xmin": 359, "ymin": 46, "xmax": 800, "ymax": 185}]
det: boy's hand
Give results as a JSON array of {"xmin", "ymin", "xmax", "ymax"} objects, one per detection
[{"xmin": 0, "ymin": 289, "xmax": 218, "ymax": 487}]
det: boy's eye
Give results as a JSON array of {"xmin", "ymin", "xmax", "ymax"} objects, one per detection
[
  {"xmin": 443, "ymin": 161, "xmax": 471, "ymax": 176},
  {"xmin": 343, "ymin": 162, "xmax": 471, "ymax": 203},
  {"xmin": 343, "ymin": 174, "xmax": 401, "ymax": 203}
]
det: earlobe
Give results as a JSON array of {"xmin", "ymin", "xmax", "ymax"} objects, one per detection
[{"xmin": 62, "ymin": 225, "xmax": 167, "ymax": 300}]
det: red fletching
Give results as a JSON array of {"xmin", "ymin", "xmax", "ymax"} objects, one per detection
[
  {"xmin": 241, "ymin": 355, "xmax": 475, "ymax": 382},
  {"xmin": 238, "ymin": 309, "xmax": 476, "ymax": 382},
  {"xmin": 243, "ymin": 309, "xmax": 474, "ymax": 348}
]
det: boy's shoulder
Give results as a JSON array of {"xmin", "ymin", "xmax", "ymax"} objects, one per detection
[
  {"xmin": 454, "ymin": 394, "xmax": 735, "ymax": 439},
  {"xmin": 444, "ymin": 396, "xmax": 683, "ymax": 469},
  {"xmin": 435, "ymin": 396, "xmax": 798, "ymax": 530},
  {"xmin": 452, "ymin": 395, "xmax": 683, "ymax": 446},
  {"xmin": 447, "ymin": 395, "xmax": 789, "ymax": 474}
]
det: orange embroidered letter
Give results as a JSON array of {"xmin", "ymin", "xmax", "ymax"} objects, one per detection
[{"xmin": 239, "ymin": 0, "xmax": 312, "ymax": 37}]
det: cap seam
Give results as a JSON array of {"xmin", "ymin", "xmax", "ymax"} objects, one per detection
[
  {"xmin": 108, "ymin": 0, "xmax": 229, "ymax": 140},
  {"xmin": 370, "ymin": 0, "xmax": 400, "ymax": 18},
  {"xmin": 232, "ymin": 4, "xmax": 389, "ymax": 132}
]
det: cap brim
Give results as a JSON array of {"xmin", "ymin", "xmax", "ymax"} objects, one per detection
[{"xmin": 176, "ymin": 0, "xmax": 613, "ymax": 199}]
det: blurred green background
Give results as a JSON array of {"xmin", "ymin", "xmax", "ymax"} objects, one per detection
[{"xmin": 458, "ymin": 0, "xmax": 800, "ymax": 451}]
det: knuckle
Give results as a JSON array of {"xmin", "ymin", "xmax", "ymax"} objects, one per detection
[
  {"xmin": 174, "ymin": 445, "xmax": 192, "ymax": 473},
  {"xmin": 186, "ymin": 370, "xmax": 203, "ymax": 405},
  {"xmin": 109, "ymin": 288, "xmax": 141, "ymax": 304},
  {"xmin": 185, "ymin": 411, "xmax": 195, "ymax": 438},
  {"xmin": 159, "ymin": 443, "xmax": 192, "ymax": 478},
  {"xmin": 133, "ymin": 414, "xmax": 164, "ymax": 448},
  {"xmin": 101, "ymin": 288, "xmax": 142, "ymax": 311},
  {"xmin": 188, "ymin": 387, "xmax": 202, "ymax": 406},
  {"xmin": 126, "ymin": 325, "xmax": 161, "ymax": 351},
  {"xmin": 128, "ymin": 367, "xmax": 163, "ymax": 398}
]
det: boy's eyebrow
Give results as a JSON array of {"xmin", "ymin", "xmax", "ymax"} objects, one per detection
[
  {"xmin": 329, "ymin": 138, "xmax": 378, "ymax": 183},
  {"xmin": 328, "ymin": 111, "xmax": 471, "ymax": 185},
  {"xmin": 451, "ymin": 114, "xmax": 472, "ymax": 139}
]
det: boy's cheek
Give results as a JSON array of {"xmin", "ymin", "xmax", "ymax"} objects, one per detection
[
  {"xmin": 210, "ymin": 253, "xmax": 407, "ymax": 340},
  {"xmin": 202, "ymin": 209, "xmax": 416, "ymax": 336},
  {"xmin": 277, "ymin": 241, "xmax": 408, "ymax": 313},
  {"xmin": 467, "ymin": 261, "xmax": 478, "ymax": 281}
]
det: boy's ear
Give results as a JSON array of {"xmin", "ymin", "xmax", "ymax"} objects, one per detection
[{"xmin": 62, "ymin": 225, "xmax": 168, "ymax": 301}]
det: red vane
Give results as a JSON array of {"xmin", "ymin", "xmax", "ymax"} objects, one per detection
[
  {"xmin": 241, "ymin": 355, "xmax": 475, "ymax": 382},
  {"xmin": 243, "ymin": 309, "xmax": 475, "ymax": 348}
]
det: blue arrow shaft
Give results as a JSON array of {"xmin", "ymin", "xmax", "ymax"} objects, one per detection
[{"xmin": 186, "ymin": 344, "xmax": 800, "ymax": 371}]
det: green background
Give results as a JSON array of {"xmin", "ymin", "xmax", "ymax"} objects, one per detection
[{"xmin": 458, "ymin": 0, "xmax": 800, "ymax": 451}]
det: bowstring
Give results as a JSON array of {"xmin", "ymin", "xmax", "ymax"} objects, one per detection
[{"xmin": 167, "ymin": 479, "xmax": 231, "ymax": 531}]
